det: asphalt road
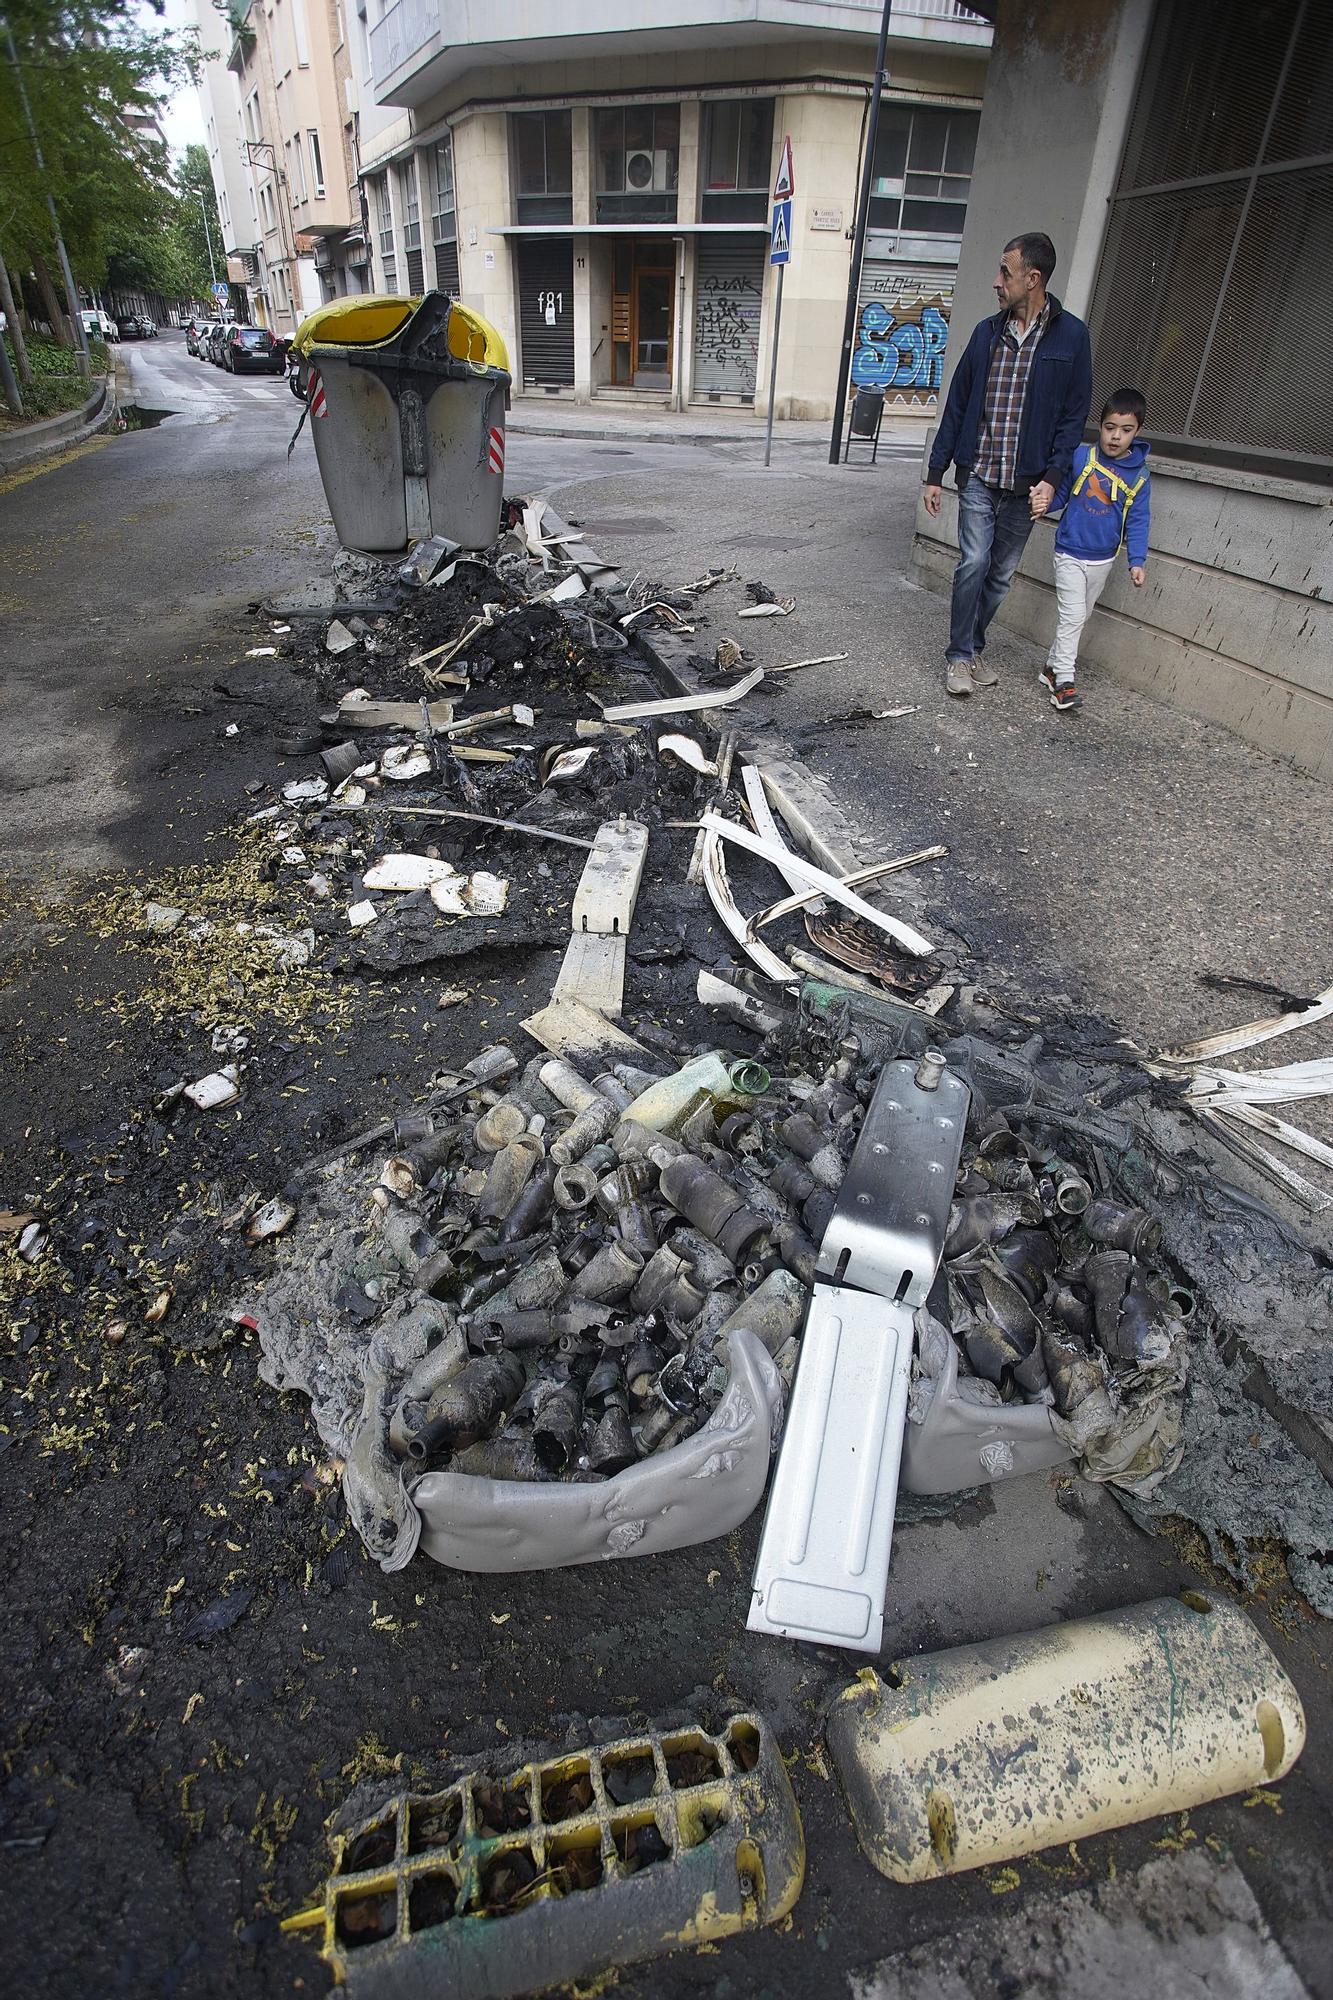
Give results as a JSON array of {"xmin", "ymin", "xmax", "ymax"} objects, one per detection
[{"xmin": 1, "ymin": 335, "xmax": 1329, "ymax": 2000}]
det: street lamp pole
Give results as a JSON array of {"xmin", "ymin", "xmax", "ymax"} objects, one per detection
[
  {"xmin": 196, "ymin": 189, "xmax": 219, "ymax": 290},
  {"xmin": 828, "ymin": 0, "xmax": 893, "ymax": 464}
]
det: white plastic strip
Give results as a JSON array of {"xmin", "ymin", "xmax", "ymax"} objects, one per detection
[
  {"xmin": 1156, "ymin": 983, "xmax": 1333, "ymax": 1064},
  {"xmin": 701, "ymin": 813, "xmax": 934, "ymax": 959}
]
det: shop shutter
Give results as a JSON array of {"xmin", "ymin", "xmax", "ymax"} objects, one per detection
[
  {"xmin": 406, "ymin": 248, "xmax": 425, "ymax": 295},
  {"xmin": 516, "ymin": 239, "xmax": 575, "ymax": 387},
  {"xmin": 433, "ymin": 239, "xmax": 460, "ymax": 296},
  {"xmin": 692, "ymin": 236, "xmax": 764, "ymax": 400},
  {"xmin": 853, "ymin": 259, "xmax": 956, "ymax": 406}
]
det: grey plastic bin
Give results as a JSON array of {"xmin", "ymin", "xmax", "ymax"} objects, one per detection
[{"xmin": 299, "ymin": 292, "xmax": 510, "ymax": 554}]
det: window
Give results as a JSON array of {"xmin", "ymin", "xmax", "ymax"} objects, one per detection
[
  {"xmin": 426, "ymin": 135, "xmax": 459, "ymax": 293},
  {"xmin": 595, "ymin": 104, "xmax": 679, "ymax": 223},
  {"xmin": 511, "ymin": 110, "xmax": 572, "ymax": 225},
  {"xmin": 372, "ymin": 174, "xmax": 397, "ymax": 290},
  {"xmin": 245, "ymin": 91, "xmax": 262, "ymax": 144},
  {"xmin": 397, "ymin": 158, "xmax": 420, "ymax": 249},
  {"xmin": 427, "ymin": 134, "xmax": 456, "ymax": 241},
  {"xmin": 701, "ymin": 100, "xmax": 774, "ymax": 223},
  {"xmin": 289, "ymin": 134, "xmax": 307, "ymax": 203},
  {"xmin": 291, "ymin": 0, "xmax": 310, "ymax": 66},
  {"xmin": 1088, "ymin": 0, "xmax": 1333, "ymax": 477},
  {"xmin": 308, "ymin": 128, "xmax": 325, "ymax": 198},
  {"xmin": 260, "ymin": 182, "xmax": 277, "ymax": 231},
  {"xmin": 869, "ymin": 105, "xmax": 978, "ymax": 236}
]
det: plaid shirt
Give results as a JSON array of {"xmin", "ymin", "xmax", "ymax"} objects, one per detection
[{"xmin": 973, "ymin": 300, "xmax": 1051, "ymax": 490}]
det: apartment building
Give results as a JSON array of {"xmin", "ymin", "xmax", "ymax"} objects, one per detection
[
  {"xmin": 224, "ymin": 0, "xmax": 366, "ymax": 331},
  {"xmin": 351, "ymin": 1, "xmax": 992, "ymax": 416},
  {"xmin": 186, "ymin": 0, "xmax": 261, "ymax": 315}
]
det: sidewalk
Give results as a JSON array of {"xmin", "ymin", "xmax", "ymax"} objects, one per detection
[{"xmin": 508, "ymin": 393, "xmax": 929, "ymax": 453}]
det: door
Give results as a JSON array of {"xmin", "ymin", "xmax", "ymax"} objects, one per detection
[
  {"xmin": 693, "ymin": 235, "xmax": 765, "ymax": 402},
  {"xmin": 854, "ymin": 260, "xmax": 955, "ymax": 408},
  {"xmin": 633, "ymin": 260, "xmax": 673, "ymax": 388},
  {"xmin": 516, "ymin": 238, "xmax": 575, "ymax": 388}
]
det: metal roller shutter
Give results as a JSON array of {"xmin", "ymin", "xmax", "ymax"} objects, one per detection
[
  {"xmin": 433, "ymin": 239, "xmax": 460, "ymax": 296},
  {"xmin": 692, "ymin": 236, "xmax": 764, "ymax": 401},
  {"xmin": 853, "ymin": 259, "xmax": 955, "ymax": 406},
  {"xmin": 406, "ymin": 248, "xmax": 425, "ymax": 296},
  {"xmin": 516, "ymin": 239, "xmax": 575, "ymax": 387}
]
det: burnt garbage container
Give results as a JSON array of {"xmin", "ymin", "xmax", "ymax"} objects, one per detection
[{"xmin": 291, "ymin": 292, "xmax": 511, "ymax": 554}]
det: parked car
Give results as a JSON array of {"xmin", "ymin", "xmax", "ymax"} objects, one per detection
[
  {"xmin": 224, "ymin": 324, "xmax": 279, "ymax": 374},
  {"xmin": 136, "ymin": 316, "xmax": 158, "ymax": 338},
  {"xmin": 206, "ymin": 321, "xmax": 232, "ymax": 364},
  {"xmin": 114, "ymin": 314, "xmax": 141, "ymax": 340},
  {"xmin": 195, "ymin": 320, "xmax": 219, "ymax": 358},
  {"xmin": 80, "ymin": 309, "xmax": 118, "ymax": 344}
]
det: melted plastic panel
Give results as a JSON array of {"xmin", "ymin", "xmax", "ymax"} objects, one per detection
[
  {"xmin": 291, "ymin": 1713, "xmax": 804, "ymax": 1996},
  {"xmin": 412, "ymin": 1329, "xmax": 781, "ymax": 1572}
]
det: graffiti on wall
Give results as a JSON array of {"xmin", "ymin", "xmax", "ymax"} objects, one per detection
[
  {"xmin": 695, "ymin": 268, "xmax": 762, "ymax": 395},
  {"xmin": 852, "ymin": 270, "xmax": 955, "ymax": 408}
]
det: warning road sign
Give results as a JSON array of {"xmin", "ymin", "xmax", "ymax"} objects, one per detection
[
  {"xmin": 770, "ymin": 199, "xmax": 792, "ymax": 266},
  {"xmin": 773, "ymin": 134, "xmax": 795, "ymax": 201}
]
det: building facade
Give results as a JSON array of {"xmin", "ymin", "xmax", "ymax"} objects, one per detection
[
  {"xmin": 913, "ymin": 0, "xmax": 1333, "ymax": 779},
  {"xmin": 187, "ymin": 0, "xmax": 261, "ymax": 319},
  {"xmin": 351, "ymin": 0, "xmax": 991, "ymax": 416}
]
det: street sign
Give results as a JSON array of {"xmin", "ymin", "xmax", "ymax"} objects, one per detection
[
  {"xmin": 212, "ymin": 281, "xmax": 229, "ymax": 304},
  {"xmin": 773, "ymin": 134, "xmax": 795, "ymax": 201},
  {"xmin": 770, "ymin": 200, "xmax": 792, "ymax": 266}
]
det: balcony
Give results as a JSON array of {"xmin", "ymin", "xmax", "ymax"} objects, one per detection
[{"xmin": 368, "ymin": 1, "xmax": 991, "ymax": 111}]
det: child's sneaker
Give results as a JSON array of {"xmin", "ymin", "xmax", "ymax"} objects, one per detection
[
  {"xmin": 1038, "ymin": 665, "xmax": 1057, "ymax": 693},
  {"xmin": 1049, "ymin": 682, "xmax": 1082, "ymax": 712}
]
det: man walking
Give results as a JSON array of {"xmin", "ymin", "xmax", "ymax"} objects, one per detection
[{"xmin": 923, "ymin": 233, "xmax": 1092, "ymax": 697}]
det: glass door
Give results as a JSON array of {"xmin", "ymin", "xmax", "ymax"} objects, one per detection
[{"xmin": 633, "ymin": 259, "xmax": 673, "ymax": 388}]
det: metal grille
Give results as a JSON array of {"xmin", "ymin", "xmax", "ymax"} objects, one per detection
[
  {"xmin": 433, "ymin": 239, "xmax": 460, "ymax": 296},
  {"xmin": 406, "ymin": 248, "xmax": 425, "ymax": 295},
  {"xmin": 516, "ymin": 239, "xmax": 574, "ymax": 387},
  {"xmin": 692, "ymin": 236, "xmax": 764, "ymax": 401},
  {"xmin": 1088, "ymin": 0, "xmax": 1333, "ymax": 478}
]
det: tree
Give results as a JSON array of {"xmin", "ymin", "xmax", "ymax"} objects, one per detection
[{"xmin": 0, "ymin": 0, "xmax": 200, "ymax": 326}]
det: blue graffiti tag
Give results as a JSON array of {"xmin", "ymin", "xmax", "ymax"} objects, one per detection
[{"xmin": 852, "ymin": 302, "xmax": 950, "ymax": 392}]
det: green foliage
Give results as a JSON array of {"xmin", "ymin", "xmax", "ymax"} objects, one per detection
[
  {"xmin": 0, "ymin": 1, "xmax": 201, "ymax": 296},
  {"xmin": 0, "ymin": 332, "xmax": 96, "ymax": 422}
]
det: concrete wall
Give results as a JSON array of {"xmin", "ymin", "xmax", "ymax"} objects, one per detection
[
  {"xmin": 937, "ymin": 0, "xmax": 1151, "ymax": 397},
  {"xmin": 914, "ymin": 461, "xmax": 1333, "ymax": 781}
]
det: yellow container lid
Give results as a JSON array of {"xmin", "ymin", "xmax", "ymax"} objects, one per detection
[{"xmin": 292, "ymin": 293, "xmax": 509, "ymax": 373}]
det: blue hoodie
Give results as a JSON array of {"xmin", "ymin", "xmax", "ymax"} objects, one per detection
[{"xmin": 1050, "ymin": 439, "xmax": 1151, "ymax": 569}]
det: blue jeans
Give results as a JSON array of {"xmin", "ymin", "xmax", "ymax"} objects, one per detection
[{"xmin": 946, "ymin": 478, "xmax": 1035, "ymax": 665}]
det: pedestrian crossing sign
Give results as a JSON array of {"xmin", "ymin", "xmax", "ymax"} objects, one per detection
[
  {"xmin": 773, "ymin": 135, "xmax": 795, "ymax": 201},
  {"xmin": 770, "ymin": 200, "xmax": 792, "ymax": 266}
]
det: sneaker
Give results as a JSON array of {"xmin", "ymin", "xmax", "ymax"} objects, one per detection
[
  {"xmin": 970, "ymin": 658, "xmax": 998, "ymax": 687},
  {"xmin": 1049, "ymin": 682, "xmax": 1082, "ymax": 712},
  {"xmin": 945, "ymin": 659, "xmax": 975, "ymax": 697},
  {"xmin": 1038, "ymin": 665, "xmax": 1057, "ymax": 692}
]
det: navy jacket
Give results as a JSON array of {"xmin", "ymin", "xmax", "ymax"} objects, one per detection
[{"xmin": 927, "ymin": 295, "xmax": 1093, "ymax": 494}]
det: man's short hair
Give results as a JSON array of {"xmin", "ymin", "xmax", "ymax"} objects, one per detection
[
  {"xmin": 1101, "ymin": 386, "xmax": 1147, "ymax": 427},
  {"xmin": 1004, "ymin": 233, "xmax": 1057, "ymax": 285}
]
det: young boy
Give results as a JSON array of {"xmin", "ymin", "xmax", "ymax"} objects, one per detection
[{"xmin": 1034, "ymin": 388, "xmax": 1151, "ymax": 712}]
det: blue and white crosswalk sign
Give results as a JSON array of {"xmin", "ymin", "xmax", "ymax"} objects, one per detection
[{"xmin": 770, "ymin": 199, "xmax": 792, "ymax": 266}]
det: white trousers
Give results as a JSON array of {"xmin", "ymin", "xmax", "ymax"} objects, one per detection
[{"xmin": 1047, "ymin": 552, "xmax": 1115, "ymax": 683}]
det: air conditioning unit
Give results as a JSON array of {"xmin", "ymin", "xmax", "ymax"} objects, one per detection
[{"xmin": 623, "ymin": 148, "xmax": 672, "ymax": 193}]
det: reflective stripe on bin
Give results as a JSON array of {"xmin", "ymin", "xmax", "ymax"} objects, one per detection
[
  {"xmin": 308, "ymin": 366, "xmax": 328, "ymax": 418},
  {"xmin": 487, "ymin": 425, "xmax": 504, "ymax": 476}
]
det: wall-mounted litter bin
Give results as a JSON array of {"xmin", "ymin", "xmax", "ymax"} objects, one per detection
[{"xmin": 291, "ymin": 292, "xmax": 511, "ymax": 554}]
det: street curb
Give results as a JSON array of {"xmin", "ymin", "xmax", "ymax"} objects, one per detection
[
  {"xmin": 510, "ymin": 420, "xmax": 781, "ymax": 449},
  {"xmin": 0, "ymin": 369, "xmax": 117, "ymax": 474}
]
